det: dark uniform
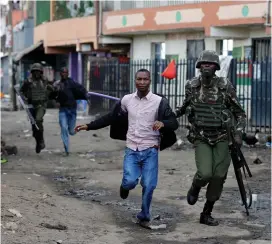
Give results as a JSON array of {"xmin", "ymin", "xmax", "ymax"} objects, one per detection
[
  {"xmin": 176, "ymin": 50, "xmax": 246, "ymax": 226},
  {"xmin": 20, "ymin": 63, "xmax": 54, "ymax": 153}
]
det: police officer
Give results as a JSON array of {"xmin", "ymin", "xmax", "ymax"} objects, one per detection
[
  {"xmin": 20, "ymin": 63, "xmax": 54, "ymax": 153},
  {"xmin": 176, "ymin": 50, "xmax": 246, "ymax": 226}
]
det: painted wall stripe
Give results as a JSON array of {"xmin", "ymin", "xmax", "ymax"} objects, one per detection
[
  {"xmin": 154, "ymin": 9, "xmax": 204, "ymax": 25},
  {"xmin": 217, "ymin": 3, "xmax": 266, "ymax": 20},
  {"xmin": 105, "ymin": 13, "xmax": 145, "ymax": 29}
]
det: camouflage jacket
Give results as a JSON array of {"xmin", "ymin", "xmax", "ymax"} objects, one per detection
[
  {"xmin": 176, "ymin": 75, "xmax": 246, "ymax": 144},
  {"xmin": 20, "ymin": 76, "xmax": 54, "ymax": 105}
]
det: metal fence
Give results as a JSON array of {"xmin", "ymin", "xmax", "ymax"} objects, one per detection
[
  {"xmin": 88, "ymin": 58, "xmax": 130, "ymax": 115},
  {"xmin": 87, "ymin": 58, "xmax": 271, "ymax": 133}
]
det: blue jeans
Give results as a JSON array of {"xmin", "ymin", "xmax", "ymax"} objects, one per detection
[
  {"xmin": 121, "ymin": 147, "xmax": 159, "ymax": 221},
  {"xmin": 59, "ymin": 107, "xmax": 77, "ymax": 153}
]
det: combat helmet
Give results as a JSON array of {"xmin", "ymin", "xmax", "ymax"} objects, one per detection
[
  {"xmin": 30, "ymin": 63, "xmax": 43, "ymax": 73},
  {"xmin": 196, "ymin": 50, "xmax": 220, "ymax": 70}
]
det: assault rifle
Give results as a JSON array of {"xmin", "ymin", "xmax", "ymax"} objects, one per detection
[
  {"xmin": 222, "ymin": 111, "xmax": 252, "ymax": 216},
  {"xmin": 14, "ymin": 85, "xmax": 39, "ymax": 130}
]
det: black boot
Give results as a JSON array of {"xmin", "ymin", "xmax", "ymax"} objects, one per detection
[
  {"xmin": 35, "ymin": 130, "xmax": 45, "ymax": 154},
  {"xmin": 200, "ymin": 201, "xmax": 219, "ymax": 226},
  {"xmin": 39, "ymin": 131, "xmax": 45, "ymax": 150},
  {"xmin": 187, "ymin": 183, "xmax": 201, "ymax": 205},
  {"xmin": 120, "ymin": 185, "xmax": 129, "ymax": 199},
  {"xmin": 35, "ymin": 136, "xmax": 41, "ymax": 154},
  {"xmin": 33, "ymin": 130, "xmax": 41, "ymax": 154},
  {"xmin": 32, "ymin": 127, "xmax": 41, "ymax": 154}
]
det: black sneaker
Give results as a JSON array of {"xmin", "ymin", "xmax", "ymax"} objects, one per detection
[
  {"xmin": 138, "ymin": 220, "xmax": 151, "ymax": 229},
  {"xmin": 120, "ymin": 185, "xmax": 129, "ymax": 199},
  {"xmin": 187, "ymin": 184, "xmax": 201, "ymax": 205},
  {"xmin": 200, "ymin": 213, "xmax": 219, "ymax": 226},
  {"xmin": 62, "ymin": 152, "xmax": 69, "ymax": 157}
]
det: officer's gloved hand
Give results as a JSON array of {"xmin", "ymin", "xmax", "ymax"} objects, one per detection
[
  {"xmin": 175, "ymin": 107, "xmax": 181, "ymax": 118},
  {"xmin": 47, "ymin": 84, "xmax": 54, "ymax": 92},
  {"xmin": 234, "ymin": 132, "xmax": 242, "ymax": 147},
  {"xmin": 21, "ymin": 95, "xmax": 28, "ymax": 103}
]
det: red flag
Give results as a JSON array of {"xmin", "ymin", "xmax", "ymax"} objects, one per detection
[{"xmin": 161, "ymin": 60, "xmax": 176, "ymax": 79}]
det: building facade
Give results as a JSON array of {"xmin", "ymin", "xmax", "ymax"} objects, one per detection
[
  {"xmin": 2, "ymin": 0, "xmax": 271, "ymax": 127},
  {"xmin": 102, "ymin": 0, "xmax": 271, "ymax": 61}
]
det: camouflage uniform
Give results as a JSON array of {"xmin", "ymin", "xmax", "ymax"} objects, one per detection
[
  {"xmin": 176, "ymin": 50, "xmax": 246, "ymax": 226},
  {"xmin": 20, "ymin": 63, "xmax": 54, "ymax": 153}
]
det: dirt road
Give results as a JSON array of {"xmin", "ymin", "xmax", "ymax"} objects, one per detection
[{"xmin": 1, "ymin": 109, "xmax": 271, "ymax": 244}]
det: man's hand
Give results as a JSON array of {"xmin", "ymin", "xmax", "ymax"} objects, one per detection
[
  {"xmin": 75, "ymin": 124, "xmax": 88, "ymax": 132},
  {"xmin": 152, "ymin": 121, "xmax": 164, "ymax": 131}
]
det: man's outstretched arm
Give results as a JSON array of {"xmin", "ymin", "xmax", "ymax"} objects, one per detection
[{"xmin": 75, "ymin": 101, "xmax": 124, "ymax": 132}]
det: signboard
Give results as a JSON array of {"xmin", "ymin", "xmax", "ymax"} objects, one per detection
[
  {"xmin": 232, "ymin": 47, "xmax": 242, "ymax": 58},
  {"xmin": 54, "ymin": 1, "xmax": 94, "ymax": 20}
]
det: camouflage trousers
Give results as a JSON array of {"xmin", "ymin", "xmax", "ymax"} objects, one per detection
[{"xmin": 29, "ymin": 105, "xmax": 46, "ymax": 140}]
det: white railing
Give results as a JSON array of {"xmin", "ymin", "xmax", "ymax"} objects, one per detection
[{"xmin": 103, "ymin": 0, "xmax": 212, "ymax": 12}]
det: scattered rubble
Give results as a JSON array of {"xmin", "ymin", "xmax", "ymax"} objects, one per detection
[
  {"xmin": 40, "ymin": 223, "xmax": 67, "ymax": 230},
  {"xmin": 5, "ymin": 222, "xmax": 18, "ymax": 231},
  {"xmin": 7, "ymin": 209, "xmax": 22, "ymax": 218},
  {"xmin": 253, "ymin": 158, "xmax": 263, "ymax": 164}
]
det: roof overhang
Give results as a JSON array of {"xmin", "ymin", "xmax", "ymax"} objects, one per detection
[{"xmin": 13, "ymin": 40, "xmax": 43, "ymax": 62}]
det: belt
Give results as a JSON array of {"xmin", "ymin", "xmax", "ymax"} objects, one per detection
[{"xmin": 135, "ymin": 145, "xmax": 159, "ymax": 151}]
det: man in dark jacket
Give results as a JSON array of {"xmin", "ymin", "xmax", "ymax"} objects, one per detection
[
  {"xmin": 75, "ymin": 69, "xmax": 179, "ymax": 226},
  {"xmin": 51, "ymin": 67, "xmax": 88, "ymax": 156}
]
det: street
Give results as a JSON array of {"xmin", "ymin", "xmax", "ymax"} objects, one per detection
[{"xmin": 1, "ymin": 109, "xmax": 271, "ymax": 244}]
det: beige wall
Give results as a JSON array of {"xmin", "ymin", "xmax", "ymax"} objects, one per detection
[
  {"xmin": 34, "ymin": 16, "xmax": 97, "ymax": 53},
  {"xmin": 233, "ymin": 39, "xmax": 251, "ymax": 48},
  {"xmin": 132, "ymin": 34, "xmax": 165, "ymax": 60},
  {"xmin": 132, "ymin": 27, "xmax": 269, "ymax": 60},
  {"xmin": 233, "ymin": 27, "xmax": 268, "ymax": 48},
  {"xmin": 132, "ymin": 32, "xmax": 206, "ymax": 60}
]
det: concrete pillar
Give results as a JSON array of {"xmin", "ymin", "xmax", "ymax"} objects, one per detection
[
  {"xmin": 205, "ymin": 38, "xmax": 217, "ymax": 51},
  {"xmin": 77, "ymin": 52, "xmax": 82, "ymax": 84}
]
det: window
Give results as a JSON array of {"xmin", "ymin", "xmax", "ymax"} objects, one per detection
[
  {"xmin": 216, "ymin": 39, "xmax": 233, "ymax": 56},
  {"xmin": 252, "ymin": 38, "xmax": 271, "ymax": 62},
  {"xmin": 187, "ymin": 40, "xmax": 205, "ymax": 79},
  {"xmin": 187, "ymin": 40, "xmax": 205, "ymax": 59}
]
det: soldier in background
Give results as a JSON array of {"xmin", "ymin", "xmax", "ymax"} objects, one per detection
[
  {"xmin": 20, "ymin": 63, "xmax": 54, "ymax": 153},
  {"xmin": 175, "ymin": 50, "xmax": 246, "ymax": 226}
]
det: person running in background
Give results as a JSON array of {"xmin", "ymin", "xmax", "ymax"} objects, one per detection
[{"xmin": 51, "ymin": 67, "xmax": 89, "ymax": 156}]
